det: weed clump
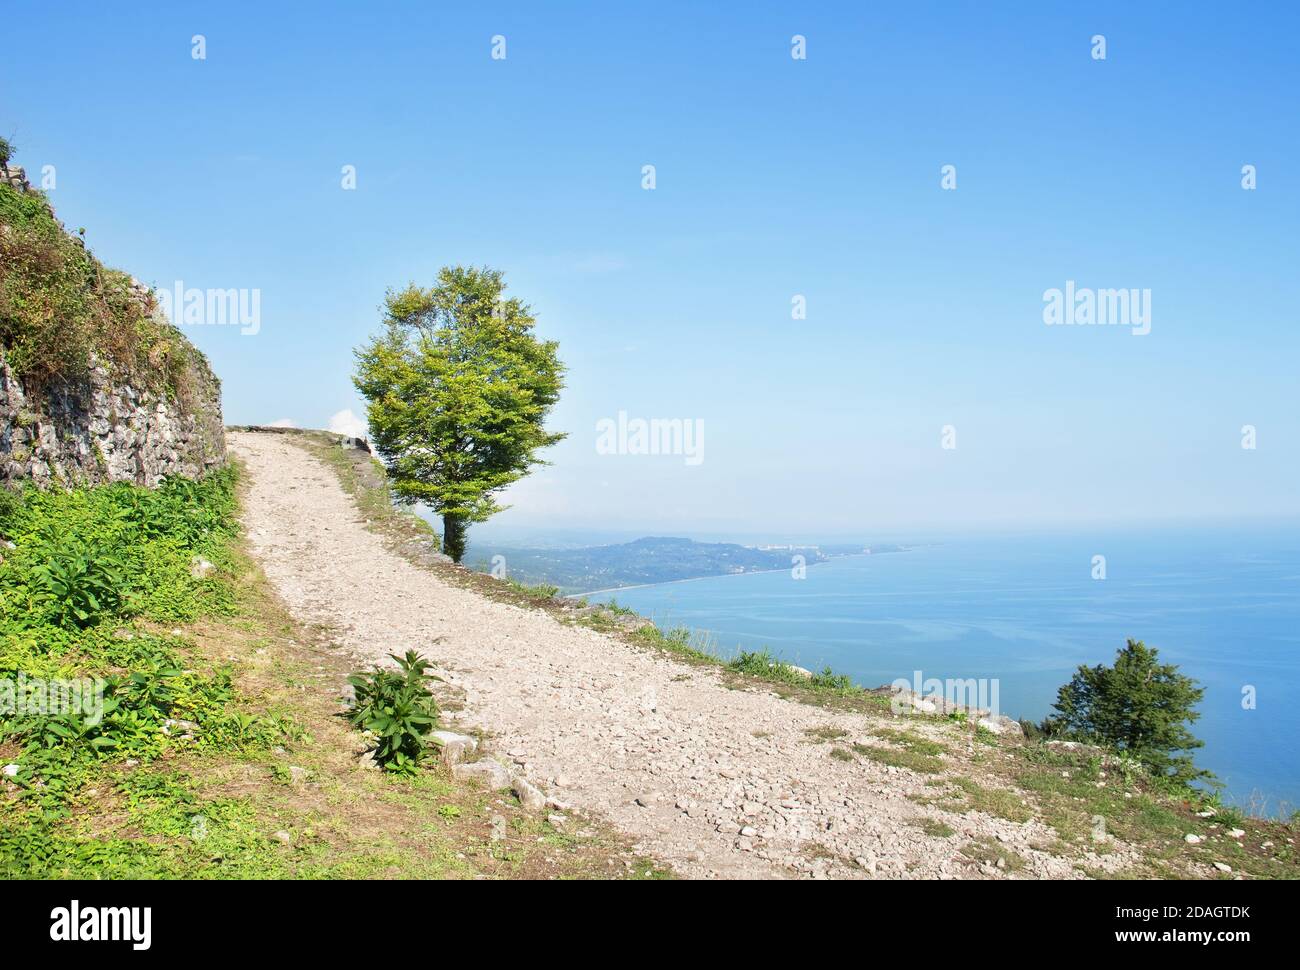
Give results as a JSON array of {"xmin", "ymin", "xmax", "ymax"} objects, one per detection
[{"xmin": 345, "ymin": 650, "xmax": 440, "ymax": 774}]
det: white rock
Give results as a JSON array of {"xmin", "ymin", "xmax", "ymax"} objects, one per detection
[
  {"xmin": 1213, "ymin": 862, "xmax": 1232, "ymax": 873},
  {"xmin": 513, "ymin": 776, "xmax": 546, "ymax": 812},
  {"xmin": 1, "ymin": 764, "xmax": 18, "ymax": 778},
  {"xmin": 451, "ymin": 758, "xmax": 512, "ymax": 791},
  {"xmin": 431, "ymin": 730, "xmax": 477, "ymax": 766},
  {"xmin": 1184, "ymin": 833, "xmax": 1202, "ymax": 844},
  {"xmin": 1228, "ymin": 828, "xmax": 1245, "ymax": 838}
]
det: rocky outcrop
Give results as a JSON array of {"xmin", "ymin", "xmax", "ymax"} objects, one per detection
[
  {"xmin": 1, "ymin": 163, "xmax": 30, "ymax": 193},
  {"xmin": 0, "ymin": 349, "xmax": 225, "ymax": 487}
]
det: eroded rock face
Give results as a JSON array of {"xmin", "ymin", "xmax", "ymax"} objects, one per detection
[{"xmin": 0, "ymin": 349, "xmax": 225, "ymax": 488}]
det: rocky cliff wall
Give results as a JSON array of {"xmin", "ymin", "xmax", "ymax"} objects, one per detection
[
  {"xmin": 0, "ymin": 162, "xmax": 226, "ymax": 487},
  {"xmin": 0, "ymin": 352, "xmax": 225, "ymax": 488}
]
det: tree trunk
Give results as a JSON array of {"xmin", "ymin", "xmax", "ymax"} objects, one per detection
[{"xmin": 442, "ymin": 514, "xmax": 467, "ymax": 563}]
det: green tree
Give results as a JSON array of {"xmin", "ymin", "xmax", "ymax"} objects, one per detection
[
  {"xmin": 1047, "ymin": 639, "xmax": 1211, "ymax": 786},
  {"xmin": 353, "ymin": 266, "xmax": 565, "ymax": 562}
]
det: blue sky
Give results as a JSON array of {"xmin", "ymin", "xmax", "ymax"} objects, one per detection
[{"xmin": 5, "ymin": 2, "xmax": 1298, "ymax": 538}]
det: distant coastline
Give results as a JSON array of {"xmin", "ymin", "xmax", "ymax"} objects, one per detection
[
  {"xmin": 468, "ymin": 534, "xmax": 912, "ymax": 596},
  {"xmin": 571, "ymin": 553, "xmax": 865, "ymax": 597}
]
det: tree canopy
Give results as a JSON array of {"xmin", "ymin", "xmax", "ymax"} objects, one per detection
[
  {"xmin": 353, "ymin": 266, "xmax": 565, "ymax": 561},
  {"xmin": 1048, "ymin": 638, "xmax": 1211, "ymax": 786}
]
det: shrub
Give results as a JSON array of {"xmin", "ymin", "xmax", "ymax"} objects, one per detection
[
  {"xmin": 1044, "ymin": 639, "xmax": 1211, "ymax": 786},
  {"xmin": 346, "ymin": 650, "xmax": 440, "ymax": 774},
  {"xmin": 0, "ymin": 181, "xmax": 195, "ymax": 401}
]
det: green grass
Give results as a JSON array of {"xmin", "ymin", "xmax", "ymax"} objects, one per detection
[
  {"xmin": 0, "ymin": 182, "xmax": 202, "ymax": 402},
  {"xmin": 851, "ymin": 742, "xmax": 944, "ymax": 775},
  {"xmin": 0, "ymin": 458, "xmax": 661, "ymax": 880},
  {"xmin": 961, "ymin": 837, "xmax": 1027, "ymax": 873},
  {"xmin": 0, "ymin": 469, "xmax": 257, "ymax": 813},
  {"xmin": 726, "ymin": 648, "xmax": 860, "ymax": 696},
  {"xmin": 941, "ymin": 776, "xmax": 1034, "ymax": 824},
  {"xmin": 872, "ymin": 727, "xmax": 948, "ymax": 757},
  {"xmin": 501, "ymin": 578, "xmax": 561, "ymax": 600},
  {"xmin": 910, "ymin": 817, "xmax": 956, "ymax": 838},
  {"xmin": 0, "ymin": 467, "xmax": 301, "ymax": 873}
]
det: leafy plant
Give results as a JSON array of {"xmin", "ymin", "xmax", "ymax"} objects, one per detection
[
  {"xmin": 0, "ymin": 486, "xmax": 23, "ymax": 538},
  {"xmin": 345, "ymin": 650, "xmax": 440, "ymax": 774},
  {"xmin": 28, "ymin": 543, "xmax": 129, "ymax": 628}
]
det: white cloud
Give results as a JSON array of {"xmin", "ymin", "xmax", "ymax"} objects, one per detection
[
  {"xmin": 267, "ymin": 418, "xmax": 297, "ymax": 428},
  {"xmin": 328, "ymin": 408, "xmax": 368, "ymax": 439}
]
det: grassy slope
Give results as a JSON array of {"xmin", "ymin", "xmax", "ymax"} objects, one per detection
[
  {"xmin": 0, "ymin": 181, "xmax": 206, "ymax": 404},
  {"xmin": 291, "ymin": 428, "xmax": 1300, "ymax": 880},
  {"xmin": 0, "ymin": 460, "xmax": 663, "ymax": 879}
]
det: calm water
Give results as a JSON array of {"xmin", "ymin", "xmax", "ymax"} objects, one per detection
[{"xmin": 592, "ymin": 528, "xmax": 1300, "ymax": 813}]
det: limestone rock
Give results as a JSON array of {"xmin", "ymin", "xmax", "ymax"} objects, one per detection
[
  {"xmin": 432, "ymin": 730, "xmax": 478, "ymax": 766},
  {"xmin": 451, "ymin": 758, "xmax": 512, "ymax": 791},
  {"xmin": 512, "ymin": 775, "xmax": 547, "ymax": 812}
]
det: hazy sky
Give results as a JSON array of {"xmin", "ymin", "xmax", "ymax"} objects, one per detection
[{"xmin": 6, "ymin": 2, "xmax": 1297, "ymax": 537}]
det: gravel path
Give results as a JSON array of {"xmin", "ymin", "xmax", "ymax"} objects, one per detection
[{"xmin": 230, "ymin": 431, "xmax": 1091, "ymax": 879}]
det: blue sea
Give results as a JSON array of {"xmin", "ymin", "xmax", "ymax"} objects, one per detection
[{"xmin": 591, "ymin": 527, "xmax": 1300, "ymax": 813}]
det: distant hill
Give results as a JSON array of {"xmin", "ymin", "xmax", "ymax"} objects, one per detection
[{"xmin": 465, "ymin": 535, "xmax": 906, "ymax": 594}]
